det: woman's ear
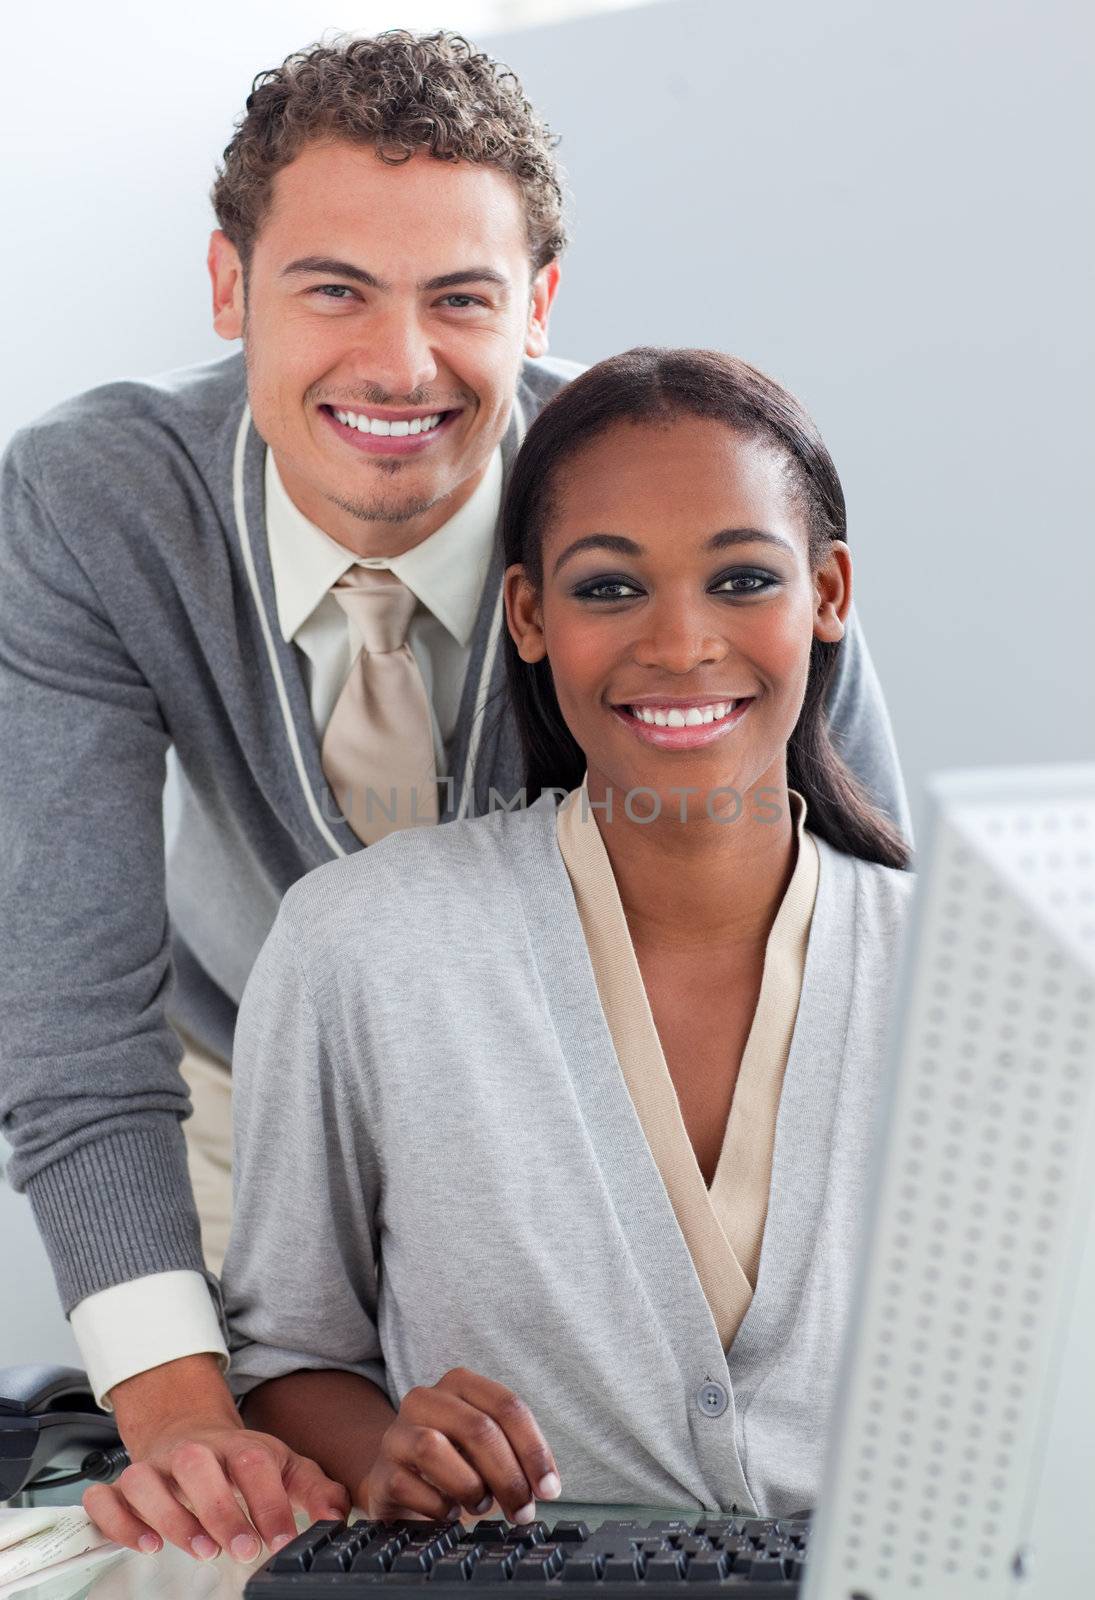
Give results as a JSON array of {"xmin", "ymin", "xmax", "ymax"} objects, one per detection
[
  {"xmin": 813, "ymin": 540, "xmax": 853, "ymax": 644},
  {"xmin": 504, "ymin": 564, "xmax": 547, "ymax": 663}
]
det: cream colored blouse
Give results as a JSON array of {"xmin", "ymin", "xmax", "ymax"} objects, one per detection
[{"xmin": 555, "ymin": 784, "xmax": 819, "ymax": 1349}]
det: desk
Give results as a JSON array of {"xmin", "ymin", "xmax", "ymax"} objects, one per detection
[{"xmin": 11, "ymin": 1506, "xmax": 689, "ymax": 1600}]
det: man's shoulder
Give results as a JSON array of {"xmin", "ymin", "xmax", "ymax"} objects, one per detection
[
  {"xmin": 5, "ymin": 351, "xmax": 247, "ymax": 491},
  {"xmin": 518, "ymin": 353, "xmax": 587, "ymax": 418}
]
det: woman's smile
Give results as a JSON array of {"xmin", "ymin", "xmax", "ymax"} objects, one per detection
[{"xmin": 610, "ymin": 695, "xmax": 755, "ymax": 749}]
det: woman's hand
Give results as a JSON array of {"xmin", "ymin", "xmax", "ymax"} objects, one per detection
[
  {"xmin": 364, "ymin": 1368, "xmax": 562, "ymax": 1525},
  {"xmin": 83, "ymin": 1422, "xmax": 349, "ymax": 1561}
]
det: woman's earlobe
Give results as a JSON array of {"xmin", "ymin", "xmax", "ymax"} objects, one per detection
[{"xmin": 814, "ymin": 606, "xmax": 847, "ymax": 645}]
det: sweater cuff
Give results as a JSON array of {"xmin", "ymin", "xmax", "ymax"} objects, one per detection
[{"xmin": 23, "ymin": 1118, "xmax": 207, "ymax": 1314}]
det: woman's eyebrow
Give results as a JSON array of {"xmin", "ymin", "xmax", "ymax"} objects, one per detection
[{"xmin": 552, "ymin": 526, "xmax": 794, "ymax": 578}]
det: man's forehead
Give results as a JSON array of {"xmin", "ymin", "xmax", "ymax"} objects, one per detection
[{"xmin": 260, "ymin": 139, "xmax": 529, "ymax": 258}]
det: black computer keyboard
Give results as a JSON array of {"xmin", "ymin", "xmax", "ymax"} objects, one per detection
[{"xmin": 244, "ymin": 1514, "xmax": 812, "ymax": 1600}]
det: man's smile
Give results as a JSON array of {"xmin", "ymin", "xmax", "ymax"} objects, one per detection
[{"xmin": 319, "ymin": 403, "xmax": 462, "ymax": 456}]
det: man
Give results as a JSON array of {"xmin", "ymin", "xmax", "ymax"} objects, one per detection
[{"xmin": 0, "ymin": 30, "xmax": 908, "ymax": 1563}]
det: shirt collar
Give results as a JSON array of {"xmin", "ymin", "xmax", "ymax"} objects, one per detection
[{"xmin": 264, "ymin": 447, "xmax": 503, "ymax": 648}]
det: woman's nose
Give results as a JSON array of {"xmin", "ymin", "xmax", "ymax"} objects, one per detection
[{"xmin": 630, "ymin": 599, "xmax": 729, "ymax": 674}]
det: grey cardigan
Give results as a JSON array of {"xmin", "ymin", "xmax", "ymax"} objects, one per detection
[{"xmin": 224, "ymin": 800, "xmax": 914, "ymax": 1517}]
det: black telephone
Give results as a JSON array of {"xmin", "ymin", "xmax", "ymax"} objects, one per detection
[{"xmin": 0, "ymin": 1365, "xmax": 126, "ymax": 1500}]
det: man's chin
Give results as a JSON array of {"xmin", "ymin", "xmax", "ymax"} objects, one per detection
[{"xmin": 328, "ymin": 484, "xmax": 446, "ymax": 527}]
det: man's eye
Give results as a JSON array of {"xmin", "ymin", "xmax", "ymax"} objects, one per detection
[
  {"xmin": 573, "ymin": 578, "xmax": 643, "ymax": 601},
  {"xmin": 441, "ymin": 294, "xmax": 485, "ymax": 309},
  {"xmin": 311, "ymin": 285, "xmax": 356, "ymax": 300}
]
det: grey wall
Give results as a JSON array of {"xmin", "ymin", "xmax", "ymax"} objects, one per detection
[{"xmin": 2, "ymin": 0, "xmax": 1092, "ymax": 1535}]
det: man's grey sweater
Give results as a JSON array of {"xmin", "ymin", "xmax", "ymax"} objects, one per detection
[{"xmin": 0, "ymin": 350, "xmax": 910, "ymax": 1315}]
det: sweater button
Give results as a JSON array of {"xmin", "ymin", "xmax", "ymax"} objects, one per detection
[{"xmin": 696, "ymin": 1381, "xmax": 728, "ymax": 1418}]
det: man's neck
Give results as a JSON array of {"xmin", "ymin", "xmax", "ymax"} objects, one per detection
[{"xmin": 587, "ymin": 766, "xmax": 797, "ymax": 956}]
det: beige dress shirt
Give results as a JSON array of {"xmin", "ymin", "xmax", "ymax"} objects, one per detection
[{"xmin": 555, "ymin": 784, "xmax": 819, "ymax": 1349}]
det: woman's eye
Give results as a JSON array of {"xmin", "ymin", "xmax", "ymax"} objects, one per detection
[
  {"xmin": 573, "ymin": 578, "xmax": 643, "ymax": 601},
  {"xmin": 714, "ymin": 572, "xmax": 776, "ymax": 595}
]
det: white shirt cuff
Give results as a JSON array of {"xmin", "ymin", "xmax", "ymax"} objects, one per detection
[{"xmin": 69, "ymin": 1270, "xmax": 229, "ymax": 1410}]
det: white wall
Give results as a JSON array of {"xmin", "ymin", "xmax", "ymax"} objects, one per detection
[{"xmin": 2, "ymin": 2, "xmax": 1092, "ymax": 1534}]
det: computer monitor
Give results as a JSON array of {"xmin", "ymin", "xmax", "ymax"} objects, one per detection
[{"xmin": 804, "ymin": 764, "xmax": 1095, "ymax": 1600}]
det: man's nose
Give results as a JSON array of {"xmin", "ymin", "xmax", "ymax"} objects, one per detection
[
  {"xmin": 349, "ymin": 304, "xmax": 439, "ymax": 397},
  {"xmin": 630, "ymin": 596, "xmax": 729, "ymax": 674}
]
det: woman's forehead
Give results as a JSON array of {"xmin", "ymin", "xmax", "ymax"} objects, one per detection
[{"xmin": 546, "ymin": 417, "xmax": 806, "ymax": 548}]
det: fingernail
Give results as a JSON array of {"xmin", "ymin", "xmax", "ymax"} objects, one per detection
[
  {"xmin": 472, "ymin": 1497, "xmax": 493, "ymax": 1515},
  {"xmin": 270, "ymin": 1534, "xmax": 294, "ymax": 1553},
  {"xmin": 230, "ymin": 1535, "xmax": 260, "ymax": 1562},
  {"xmin": 191, "ymin": 1536, "xmax": 220, "ymax": 1561},
  {"xmin": 138, "ymin": 1534, "xmax": 162, "ymax": 1556},
  {"xmin": 513, "ymin": 1503, "xmax": 535, "ymax": 1525},
  {"xmin": 536, "ymin": 1472, "xmax": 562, "ymax": 1500}
]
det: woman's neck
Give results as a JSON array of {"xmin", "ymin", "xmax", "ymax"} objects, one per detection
[{"xmin": 585, "ymin": 766, "xmax": 797, "ymax": 955}]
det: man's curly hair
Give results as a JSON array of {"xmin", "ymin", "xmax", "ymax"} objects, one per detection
[{"xmin": 212, "ymin": 31, "xmax": 567, "ymax": 273}]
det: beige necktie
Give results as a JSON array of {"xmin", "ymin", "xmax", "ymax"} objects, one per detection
[{"xmin": 321, "ymin": 566, "xmax": 440, "ymax": 845}]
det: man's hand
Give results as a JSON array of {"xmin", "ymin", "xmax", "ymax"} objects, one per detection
[
  {"xmin": 364, "ymin": 1368, "xmax": 561, "ymax": 1525},
  {"xmin": 83, "ymin": 1354, "xmax": 348, "ymax": 1561}
]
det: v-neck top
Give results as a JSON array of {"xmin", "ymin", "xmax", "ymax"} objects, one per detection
[
  {"xmin": 224, "ymin": 797, "xmax": 914, "ymax": 1516},
  {"xmin": 555, "ymin": 784, "xmax": 819, "ymax": 1350}
]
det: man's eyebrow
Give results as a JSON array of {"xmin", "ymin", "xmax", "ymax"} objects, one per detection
[
  {"xmin": 281, "ymin": 257, "xmax": 387, "ymax": 288},
  {"xmin": 421, "ymin": 268, "xmax": 510, "ymax": 293},
  {"xmin": 279, "ymin": 258, "xmax": 510, "ymax": 294},
  {"xmin": 552, "ymin": 527, "xmax": 794, "ymax": 578}
]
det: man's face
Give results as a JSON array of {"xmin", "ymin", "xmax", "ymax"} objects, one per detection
[{"xmin": 209, "ymin": 140, "xmax": 558, "ymax": 555}]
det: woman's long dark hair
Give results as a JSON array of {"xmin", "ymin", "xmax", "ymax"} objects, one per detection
[{"xmin": 500, "ymin": 347, "xmax": 910, "ymax": 870}]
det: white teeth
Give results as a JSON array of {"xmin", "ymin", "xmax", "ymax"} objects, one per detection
[
  {"xmin": 332, "ymin": 409, "xmax": 443, "ymax": 436},
  {"xmin": 628, "ymin": 700, "xmax": 740, "ymax": 728}
]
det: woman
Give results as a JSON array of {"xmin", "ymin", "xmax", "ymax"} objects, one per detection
[{"xmin": 223, "ymin": 348, "xmax": 913, "ymax": 1525}]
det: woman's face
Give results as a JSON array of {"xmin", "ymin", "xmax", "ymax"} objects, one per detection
[{"xmin": 505, "ymin": 415, "xmax": 852, "ymax": 818}]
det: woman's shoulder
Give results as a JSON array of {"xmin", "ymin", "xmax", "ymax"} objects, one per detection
[
  {"xmin": 812, "ymin": 831, "xmax": 917, "ymax": 936},
  {"xmin": 278, "ymin": 797, "xmax": 561, "ymax": 949}
]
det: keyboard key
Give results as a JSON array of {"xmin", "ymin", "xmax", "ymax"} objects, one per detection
[
  {"xmin": 645, "ymin": 1553, "xmax": 686, "ymax": 1581},
  {"xmin": 603, "ymin": 1556, "xmax": 643, "ymax": 1581},
  {"xmin": 268, "ymin": 1521, "xmax": 341, "ymax": 1572},
  {"xmin": 433, "ymin": 1554, "xmax": 477, "ymax": 1581},
  {"xmin": 392, "ymin": 1551, "xmax": 435, "ymax": 1574},
  {"xmin": 686, "ymin": 1555, "xmax": 728, "ymax": 1582},
  {"xmin": 561, "ymin": 1555, "xmax": 603, "ymax": 1582},
  {"xmin": 472, "ymin": 1523, "xmax": 511, "ymax": 1545},
  {"xmin": 733, "ymin": 1554, "xmax": 788, "ymax": 1581},
  {"xmin": 550, "ymin": 1522, "xmax": 590, "ymax": 1543},
  {"xmin": 513, "ymin": 1547, "xmax": 563, "ymax": 1581},
  {"xmin": 470, "ymin": 1552, "xmax": 516, "ymax": 1583}
]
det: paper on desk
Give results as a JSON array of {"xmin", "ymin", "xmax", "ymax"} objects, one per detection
[
  {"xmin": 0, "ymin": 1509, "xmax": 117, "ymax": 1590},
  {"xmin": 0, "ymin": 1517, "xmax": 57, "ymax": 1557}
]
